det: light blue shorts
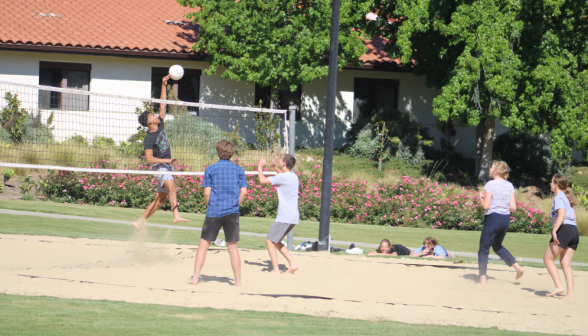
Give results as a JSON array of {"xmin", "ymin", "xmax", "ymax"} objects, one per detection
[{"xmin": 152, "ymin": 163, "xmax": 174, "ymax": 194}]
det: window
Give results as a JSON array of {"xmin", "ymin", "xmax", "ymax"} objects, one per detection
[
  {"xmin": 254, "ymin": 84, "xmax": 302, "ymax": 121},
  {"xmin": 353, "ymin": 78, "xmax": 399, "ymax": 119},
  {"xmin": 151, "ymin": 68, "xmax": 201, "ymax": 115},
  {"xmin": 38, "ymin": 61, "xmax": 91, "ymax": 111}
]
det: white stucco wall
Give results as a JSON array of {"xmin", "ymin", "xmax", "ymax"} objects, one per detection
[{"xmin": 0, "ymin": 49, "xmax": 583, "ymax": 160}]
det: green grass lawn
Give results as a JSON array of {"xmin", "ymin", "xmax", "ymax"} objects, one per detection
[
  {"xmin": 0, "ymin": 294, "xmax": 554, "ymax": 336},
  {"xmin": 1, "ymin": 199, "xmax": 586, "ymax": 264}
]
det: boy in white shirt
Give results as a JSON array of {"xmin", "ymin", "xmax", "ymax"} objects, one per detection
[{"xmin": 257, "ymin": 155, "xmax": 299, "ymax": 274}]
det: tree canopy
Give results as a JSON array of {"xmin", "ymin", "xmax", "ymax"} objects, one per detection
[
  {"xmin": 365, "ymin": 0, "xmax": 588, "ymax": 178},
  {"xmin": 179, "ymin": 0, "xmax": 369, "ymax": 106}
]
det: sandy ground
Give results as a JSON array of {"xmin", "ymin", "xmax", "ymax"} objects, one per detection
[{"xmin": 0, "ymin": 234, "xmax": 586, "ymax": 335}]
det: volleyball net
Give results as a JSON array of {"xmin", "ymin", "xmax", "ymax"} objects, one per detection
[{"xmin": 0, "ymin": 80, "xmax": 288, "ymax": 175}]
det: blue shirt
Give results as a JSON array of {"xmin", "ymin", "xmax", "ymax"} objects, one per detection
[
  {"xmin": 414, "ymin": 245, "xmax": 451, "ymax": 258},
  {"xmin": 551, "ymin": 192, "xmax": 576, "ymax": 226},
  {"xmin": 203, "ymin": 160, "xmax": 248, "ymax": 218}
]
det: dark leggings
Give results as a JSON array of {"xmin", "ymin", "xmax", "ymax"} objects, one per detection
[{"xmin": 478, "ymin": 213, "xmax": 517, "ymax": 276}]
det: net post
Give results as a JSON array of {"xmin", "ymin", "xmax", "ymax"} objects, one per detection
[{"xmin": 286, "ymin": 104, "xmax": 297, "ymax": 251}]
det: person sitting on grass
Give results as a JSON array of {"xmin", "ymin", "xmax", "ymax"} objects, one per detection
[
  {"xmin": 133, "ymin": 74, "xmax": 187, "ymax": 229},
  {"xmin": 367, "ymin": 239, "xmax": 411, "ymax": 256},
  {"xmin": 409, "ymin": 237, "xmax": 455, "ymax": 259}
]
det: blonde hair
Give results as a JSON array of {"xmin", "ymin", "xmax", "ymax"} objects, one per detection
[
  {"xmin": 490, "ymin": 160, "xmax": 510, "ymax": 179},
  {"xmin": 553, "ymin": 174, "xmax": 578, "ymax": 207}
]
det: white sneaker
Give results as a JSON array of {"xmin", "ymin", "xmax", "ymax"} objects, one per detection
[{"xmin": 213, "ymin": 239, "xmax": 226, "ymax": 247}]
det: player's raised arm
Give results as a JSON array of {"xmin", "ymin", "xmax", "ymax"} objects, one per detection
[
  {"xmin": 159, "ymin": 75, "xmax": 170, "ymax": 120},
  {"xmin": 257, "ymin": 158, "xmax": 272, "ymax": 185}
]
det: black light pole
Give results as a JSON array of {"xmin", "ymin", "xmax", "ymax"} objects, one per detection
[{"xmin": 318, "ymin": 0, "xmax": 341, "ymax": 251}]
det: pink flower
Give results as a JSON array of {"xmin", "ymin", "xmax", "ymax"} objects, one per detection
[{"xmin": 458, "ymin": 222, "xmax": 462, "ymax": 226}]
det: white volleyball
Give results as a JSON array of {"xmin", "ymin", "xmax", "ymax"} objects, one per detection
[{"xmin": 169, "ymin": 65, "xmax": 184, "ymax": 80}]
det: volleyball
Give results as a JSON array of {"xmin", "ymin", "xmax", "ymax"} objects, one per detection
[{"xmin": 169, "ymin": 65, "xmax": 184, "ymax": 80}]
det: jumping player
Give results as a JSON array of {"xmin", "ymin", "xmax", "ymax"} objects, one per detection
[
  {"xmin": 133, "ymin": 74, "xmax": 188, "ymax": 229},
  {"xmin": 478, "ymin": 161, "xmax": 524, "ymax": 284},
  {"xmin": 257, "ymin": 155, "xmax": 299, "ymax": 274},
  {"xmin": 189, "ymin": 140, "xmax": 248, "ymax": 286},
  {"xmin": 544, "ymin": 174, "xmax": 579, "ymax": 298}
]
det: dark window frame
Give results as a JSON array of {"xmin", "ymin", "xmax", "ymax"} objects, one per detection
[
  {"xmin": 353, "ymin": 78, "xmax": 399, "ymax": 119},
  {"xmin": 151, "ymin": 67, "xmax": 201, "ymax": 114},
  {"xmin": 254, "ymin": 84, "xmax": 302, "ymax": 121},
  {"xmin": 39, "ymin": 61, "xmax": 92, "ymax": 111}
]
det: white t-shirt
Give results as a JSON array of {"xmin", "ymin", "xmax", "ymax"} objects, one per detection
[
  {"xmin": 483, "ymin": 180, "xmax": 515, "ymax": 215},
  {"xmin": 268, "ymin": 172, "xmax": 299, "ymax": 224}
]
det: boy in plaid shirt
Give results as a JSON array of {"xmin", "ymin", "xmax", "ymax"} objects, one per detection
[{"xmin": 189, "ymin": 140, "xmax": 248, "ymax": 287}]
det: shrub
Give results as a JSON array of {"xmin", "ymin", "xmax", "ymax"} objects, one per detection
[
  {"xmin": 93, "ymin": 136, "xmax": 115, "ymax": 148},
  {"xmin": 39, "ymin": 163, "xmax": 551, "ymax": 234},
  {"xmin": 0, "ymin": 181, "xmax": 3, "ymax": 193},
  {"xmin": 1, "ymin": 92, "xmax": 29, "ymax": 143},
  {"xmin": 66, "ymin": 134, "xmax": 89, "ymax": 146},
  {"xmin": 21, "ymin": 112, "xmax": 54, "ymax": 144},
  {"xmin": 3, "ymin": 168, "xmax": 15, "ymax": 184},
  {"xmin": 346, "ymin": 110, "xmax": 433, "ymax": 165},
  {"xmin": 493, "ymin": 132, "xmax": 556, "ymax": 179},
  {"xmin": 165, "ymin": 116, "xmax": 225, "ymax": 157},
  {"xmin": 0, "ymin": 127, "xmax": 10, "ymax": 143}
]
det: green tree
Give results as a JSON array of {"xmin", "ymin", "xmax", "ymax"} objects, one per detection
[
  {"xmin": 1, "ymin": 92, "xmax": 29, "ymax": 143},
  {"xmin": 178, "ymin": 0, "xmax": 368, "ymax": 108},
  {"xmin": 365, "ymin": 0, "xmax": 588, "ymax": 179}
]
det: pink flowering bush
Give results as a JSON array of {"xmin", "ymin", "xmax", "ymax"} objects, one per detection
[{"xmin": 39, "ymin": 162, "xmax": 551, "ymax": 234}]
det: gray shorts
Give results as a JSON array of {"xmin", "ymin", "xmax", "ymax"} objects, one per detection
[
  {"xmin": 152, "ymin": 163, "xmax": 174, "ymax": 194},
  {"xmin": 266, "ymin": 221, "xmax": 295, "ymax": 244}
]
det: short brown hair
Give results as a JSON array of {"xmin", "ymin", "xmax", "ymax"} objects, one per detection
[
  {"xmin": 423, "ymin": 237, "xmax": 438, "ymax": 246},
  {"xmin": 282, "ymin": 154, "xmax": 296, "ymax": 170},
  {"xmin": 216, "ymin": 140, "xmax": 235, "ymax": 160}
]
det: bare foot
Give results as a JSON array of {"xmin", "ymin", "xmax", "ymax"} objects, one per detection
[
  {"xmin": 132, "ymin": 218, "xmax": 146, "ymax": 231},
  {"xmin": 285, "ymin": 263, "xmax": 299, "ymax": 274},
  {"xmin": 234, "ymin": 281, "xmax": 241, "ymax": 287},
  {"xmin": 268, "ymin": 270, "xmax": 280, "ymax": 274},
  {"xmin": 547, "ymin": 288, "xmax": 564, "ymax": 297},
  {"xmin": 173, "ymin": 216, "xmax": 189, "ymax": 223},
  {"xmin": 479, "ymin": 275, "xmax": 486, "ymax": 285},
  {"xmin": 187, "ymin": 276, "xmax": 199, "ymax": 285},
  {"xmin": 565, "ymin": 293, "xmax": 574, "ymax": 298},
  {"xmin": 516, "ymin": 269, "xmax": 524, "ymax": 280}
]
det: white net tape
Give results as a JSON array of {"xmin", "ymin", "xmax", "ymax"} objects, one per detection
[{"xmin": 0, "ymin": 80, "xmax": 287, "ymax": 175}]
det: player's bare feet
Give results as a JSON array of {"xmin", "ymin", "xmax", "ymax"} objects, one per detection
[
  {"xmin": 565, "ymin": 293, "xmax": 574, "ymax": 298},
  {"xmin": 187, "ymin": 276, "xmax": 199, "ymax": 285},
  {"xmin": 234, "ymin": 281, "xmax": 241, "ymax": 287},
  {"xmin": 132, "ymin": 218, "xmax": 146, "ymax": 231},
  {"xmin": 285, "ymin": 263, "xmax": 299, "ymax": 274},
  {"xmin": 547, "ymin": 287, "xmax": 564, "ymax": 297},
  {"xmin": 173, "ymin": 216, "xmax": 188, "ymax": 223},
  {"xmin": 479, "ymin": 275, "xmax": 486, "ymax": 285},
  {"xmin": 515, "ymin": 269, "xmax": 524, "ymax": 280}
]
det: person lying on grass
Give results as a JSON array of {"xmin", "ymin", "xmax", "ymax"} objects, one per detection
[
  {"xmin": 409, "ymin": 237, "xmax": 455, "ymax": 259},
  {"xmin": 367, "ymin": 239, "xmax": 411, "ymax": 256}
]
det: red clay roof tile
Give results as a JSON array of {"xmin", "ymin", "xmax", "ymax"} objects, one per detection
[{"xmin": 1, "ymin": 0, "xmax": 398, "ymax": 64}]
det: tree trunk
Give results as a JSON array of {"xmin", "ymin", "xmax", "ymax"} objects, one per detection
[
  {"xmin": 475, "ymin": 121, "xmax": 483, "ymax": 176},
  {"xmin": 476, "ymin": 118, "xmax": 495, "ymax": 181}
]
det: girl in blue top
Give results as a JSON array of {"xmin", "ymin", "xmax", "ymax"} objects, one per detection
[
  {"xmin": 544, "ymin": 174, "xmax": 579, "ymax": 298},
  {"xmin": 410, "ymin": 237, "xmax": 454, "ymax": 259},
  {"xmin": 478, "ymin": 161, "xmax": 524, "ymax": 285}
]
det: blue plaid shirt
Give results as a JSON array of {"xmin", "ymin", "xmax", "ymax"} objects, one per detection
[{"xmin": 203, "ymin": 160, "xmax": 248, "ymax": 218}]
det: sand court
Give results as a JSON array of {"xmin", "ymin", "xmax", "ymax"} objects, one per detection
[{"xmin": 0, "ymin": 233, "xmax": 586, "ymax": 335}]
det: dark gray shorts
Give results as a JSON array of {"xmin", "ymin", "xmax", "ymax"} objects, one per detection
[
  {"xmin": 201, "ymin": 213, "xmax": 240, "ymax": 243},
  {"xmin": 266, "ymin": 221, "xmax": 295, "ymax": 244}
]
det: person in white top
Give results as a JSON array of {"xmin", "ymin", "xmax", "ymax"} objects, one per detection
[
  {"xmin": 478, "ymin": 161, "xmax": 524, "ymax": 285},
  {"xmin": 544, "ymin": 174, "xmax": 580, "ymax": 298},
  {"xmin": 257, "ymin": 154, "xmax": 300, "ymax": 274}
]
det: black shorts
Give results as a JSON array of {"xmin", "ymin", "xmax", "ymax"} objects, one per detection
[
  {"xmin": 201, "ymin": 213, "xmax": 240, "ymax": 243},
  {"xmin": 550, "ymin": 224, "xmax": 580, "ymax": 250}
]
